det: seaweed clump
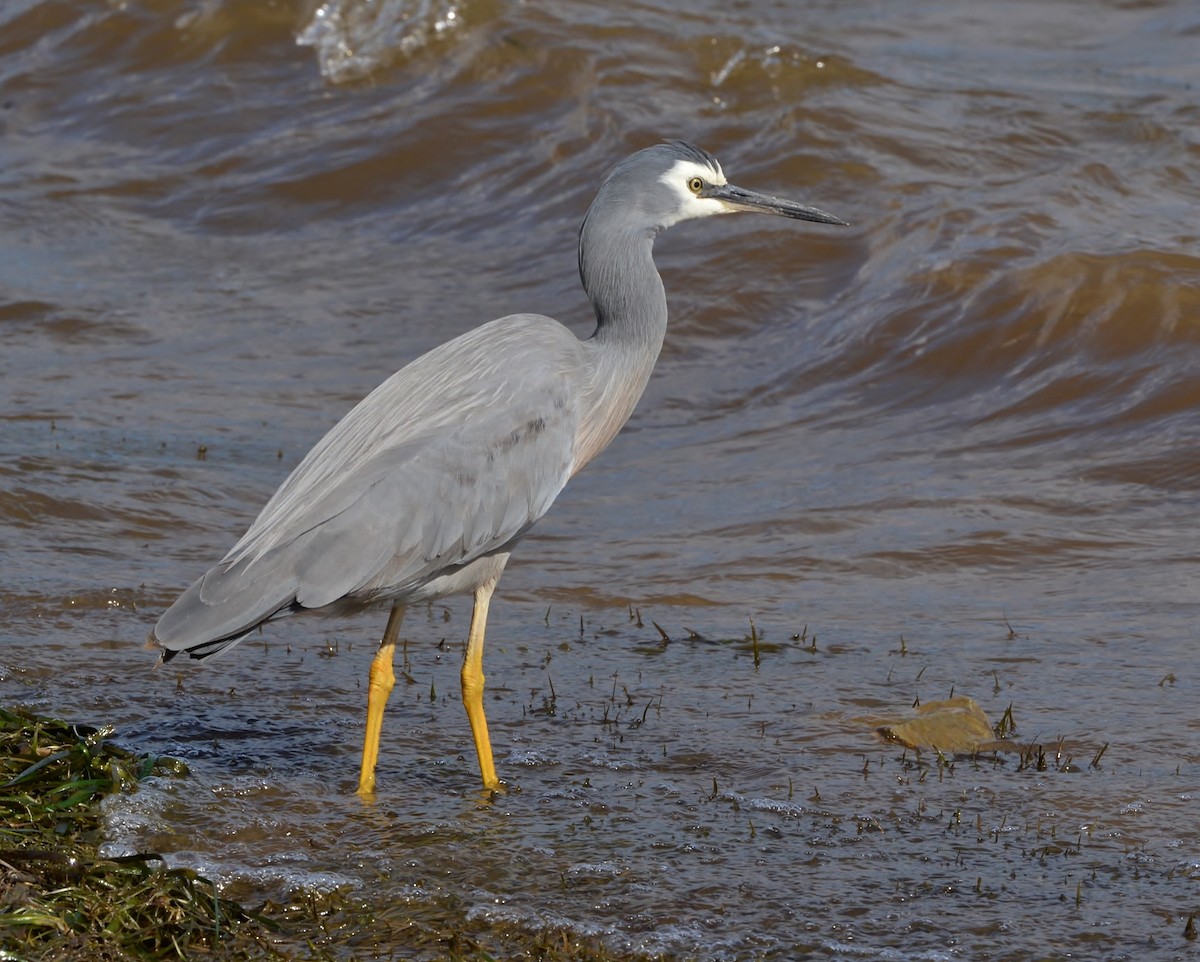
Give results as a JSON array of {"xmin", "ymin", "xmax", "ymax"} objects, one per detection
[{"xmin": 0, "ymin": 705, "xmax": 273, "ymax": 961}]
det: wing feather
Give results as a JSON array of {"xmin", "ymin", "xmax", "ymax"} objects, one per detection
[{"xmin": 154, "ymin": 314, "xmax": 586, "ymax": 656}]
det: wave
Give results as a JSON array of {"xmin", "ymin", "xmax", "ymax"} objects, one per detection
[{"xmin": 296, "ymin": 0, "xmax": 472, "ymax": 82}]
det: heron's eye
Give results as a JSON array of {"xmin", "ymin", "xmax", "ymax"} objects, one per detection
[{"xmin": 687, "ymin": 176, "xmax": 704, "ymax": 194}]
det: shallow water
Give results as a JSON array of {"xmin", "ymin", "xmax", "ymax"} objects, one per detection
[{"xmin": 2, "ymin": 0, "xmax": 1199, "ymax": 958}]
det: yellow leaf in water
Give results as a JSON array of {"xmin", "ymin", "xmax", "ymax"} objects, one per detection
[{"xmin": 877, "ymin": 696, "xmax": 995, "ymax": 752}]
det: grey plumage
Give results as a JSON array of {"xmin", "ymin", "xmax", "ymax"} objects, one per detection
[
  {"xmin": 154, "ymin": 315, "xmax": 584, "ymax": 656},
  {"xmin": 149, "ymin": 140, "xmax": 845, "ymax": 792}
]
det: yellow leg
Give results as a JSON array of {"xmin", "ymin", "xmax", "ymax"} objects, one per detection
[
  {"xmin": 357, "ymin": 604, "xmax": 405, "ymax": 796},
  {"xmin": 462, "ymin": 580, "xmax": 501, "ymax": 790}
]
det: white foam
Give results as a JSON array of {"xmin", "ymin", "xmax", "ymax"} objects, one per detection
[{"xmin": 297, "ymin": 0, "xmax": 466, "ymax": 83}]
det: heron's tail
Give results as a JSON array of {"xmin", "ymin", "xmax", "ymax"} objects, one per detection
[{"xmin": 149, "ymin": 558, "xmax": 299, "ymax": 662}]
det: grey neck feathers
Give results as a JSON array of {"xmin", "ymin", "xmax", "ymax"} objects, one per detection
[
  {"xmin": 571, "ymin": 211, "xmax": 669, "ymax": 470},
  {"xmin": 579, "ymin": 208, "xmax": 668, "ymax": 352}
]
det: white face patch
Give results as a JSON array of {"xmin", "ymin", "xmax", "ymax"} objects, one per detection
[{"xmin": 657, "ymin": 158, "xmax": 730, "ymax": 227}]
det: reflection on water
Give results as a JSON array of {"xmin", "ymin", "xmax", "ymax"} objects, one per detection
[{"xmin": 2, "ymin": 0, "xmax": 1199, "ymax": 958}]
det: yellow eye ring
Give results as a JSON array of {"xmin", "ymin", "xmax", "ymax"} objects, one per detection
[{"xmin": 687, "ymin": 176, "xmax": 704, "ymax": 194}]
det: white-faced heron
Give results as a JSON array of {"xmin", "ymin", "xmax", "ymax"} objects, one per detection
[{"xmin": 150, "ymin": 141, "xmax": 846, "ymax": 795}]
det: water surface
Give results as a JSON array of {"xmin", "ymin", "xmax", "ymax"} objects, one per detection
[{"xmin": 1, "ymin": 0, "xmax": 1198, "ymax": 958}]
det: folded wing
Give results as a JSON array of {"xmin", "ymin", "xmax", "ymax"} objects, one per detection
[{"xmin": 153, "ymin": 314, "xmax": 585, "ymax": 658}]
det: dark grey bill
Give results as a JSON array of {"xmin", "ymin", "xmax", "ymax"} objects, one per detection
[{"xmin": 705, "ymin": 182, "xmax": 849, "ymax": 226}]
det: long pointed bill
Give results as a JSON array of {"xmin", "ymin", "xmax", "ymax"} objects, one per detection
[{"xmin": 705, "ymin": 182, "xmax": 849, "ymax": 226}]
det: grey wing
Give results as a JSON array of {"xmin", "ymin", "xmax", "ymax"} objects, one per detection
[{"xmin": 153, "ymin": 315, "xmax": 585, "ymax": 658}]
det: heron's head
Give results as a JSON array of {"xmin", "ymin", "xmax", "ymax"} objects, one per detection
[{"xmin": 591, "ymin": 141, "xmax": 847, "ymax": 236}]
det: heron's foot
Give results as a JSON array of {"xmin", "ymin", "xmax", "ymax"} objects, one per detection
[{"xmin": 475, "ymin": 776, "xmax": 509, "ymax": 803}]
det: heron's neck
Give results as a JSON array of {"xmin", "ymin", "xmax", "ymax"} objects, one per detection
[
  {"xmin": 573, "ymin": 221, "xmax": 668, "ymax": 471},
  {"xmin": 583, "ymin": 222, "xmax": 667, "ymax": 345}
]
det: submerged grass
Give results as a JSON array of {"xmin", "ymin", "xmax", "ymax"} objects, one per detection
[{"xmin": 0, "ymin": 705, "xmax": 654, "ymax": 962}]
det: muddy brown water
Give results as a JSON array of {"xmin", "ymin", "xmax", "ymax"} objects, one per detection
[{"xmin": 2, "ymin": 1, "xmax": 1199, "ymax": 958}]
